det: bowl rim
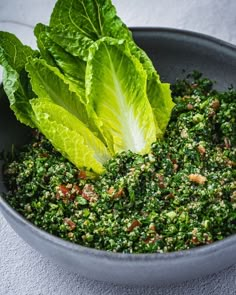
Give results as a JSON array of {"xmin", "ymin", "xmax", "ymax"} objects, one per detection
[
  {"xmin": 0, "ymin": 27, "xmax": 236, "ymax": 262},
  {"xmin": 131, "ymin": 26, "xmax": 236, "ymax": 50}
]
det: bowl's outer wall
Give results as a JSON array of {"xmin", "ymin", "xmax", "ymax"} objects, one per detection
[{"xmin": 0, "ymin": 29, "xmax": 236, "ymax": 286}]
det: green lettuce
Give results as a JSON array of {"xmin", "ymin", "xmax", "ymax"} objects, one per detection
[
  {"xmin": 34, "ymin": 24, "xmax": 86, "ymax": 96},
  {"xmin": 0, "ymin": 32, "xmax": 36, "ymax": 127},
  {"xmin": 0, "ymin": 0, "xmax": 175, "ymax": 177},
  {"xmin": 31, "ymin": 98, "xmax": 110, "ymax": 176},
  {"xmin": 49, "ymin": 0, "xmax": 132, "ymax": 49},
  {"xmin": 48, "ymin": 0, "xmax": 174, "ymax": 133},
  {"xmin": 86, "ymin": 38, "xmax": 157, "ymax": 154},
  {"xmin": 26, "ymin": 58, "xmax": 88, "ymax": 126},
  {"xmin": 26, "ymin": 57, "xmax": 105, "ymax": 142}
]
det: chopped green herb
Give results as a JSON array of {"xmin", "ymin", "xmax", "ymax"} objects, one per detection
[{"xmin": 3, "ymin": 73, "xmax": 236, "ymax": 253}]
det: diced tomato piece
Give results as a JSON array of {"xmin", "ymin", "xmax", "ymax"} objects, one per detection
[{"xmin": 59, "ymin": 185, "xmax": 69, "ymax": 195}]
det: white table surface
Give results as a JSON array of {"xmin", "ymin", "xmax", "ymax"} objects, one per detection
[{"xmin": 0, "ymin": 1, "xmax": 236, "ymax": 294}]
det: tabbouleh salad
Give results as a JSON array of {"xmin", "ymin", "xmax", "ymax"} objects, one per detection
[{"xmin": 2, "ymin": 72, "xmax": 236, "ymax": 253}]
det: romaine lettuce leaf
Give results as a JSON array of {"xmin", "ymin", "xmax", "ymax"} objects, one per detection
[
  {"xmin": 26, "ymin": 57, "xmax": 105, "ymax": 141},
  {"xmin": 34, "ymin": 23, "xmax": 57, "ymax": 67},
  {"xmin": 86, "ymin": 38, "xmax": 157, "ymax": 154},
  {"xmin": 49, "ymin": 26, "xmax": 94, "ymax": 62},
  {"xmin": 147, "ymin": 78, "xmax": 175, "ymax": 133},
  {"xmin": 31, "ymin": 98, "xmax": 111, "ymax": 175},
  {"xmin": 50, "ymin": 0, "xmax": 131, "ymax": 44},
  {"xmin": 26, "ymin": 58, "xmax": 88, "ymax": 124},
  {"xmin": 0, "ymin": 32, "xmax": 36, "ymax": 127},
  {"xmin": 48, "ymin": 0, "xmax": 174, "ymax": 135},
  {"xmin": 34, "ymin": 24, "xmax": 86, "ymax": 96}
]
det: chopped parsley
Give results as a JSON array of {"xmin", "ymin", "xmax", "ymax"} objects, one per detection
[{"xmin": 2, "ymin": 73, "xmax": 236, "ymax": 253}]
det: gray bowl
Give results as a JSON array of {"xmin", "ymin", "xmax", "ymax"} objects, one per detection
[{"xmin": 0, "ymin": 28, "xmax": 236, "ymax": 286}]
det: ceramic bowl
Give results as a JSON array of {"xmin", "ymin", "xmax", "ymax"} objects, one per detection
[{"xmin": 0, "ymin": 28, "xmax": 236, "ymax": 286}]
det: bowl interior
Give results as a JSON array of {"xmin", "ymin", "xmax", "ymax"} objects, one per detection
[{"xmin": 133, "ymin": 28, "xmax": 236, "ymax": 89}]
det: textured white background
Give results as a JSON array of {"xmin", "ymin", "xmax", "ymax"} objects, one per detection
[{"xmin": 0, "ymin": 1, "xmax": 236, "ymax": 294}]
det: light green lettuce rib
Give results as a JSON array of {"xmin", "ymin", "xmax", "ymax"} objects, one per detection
[{"xmin": 86, "ymin": 38, "xmax": 157, "ymax": 154}]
